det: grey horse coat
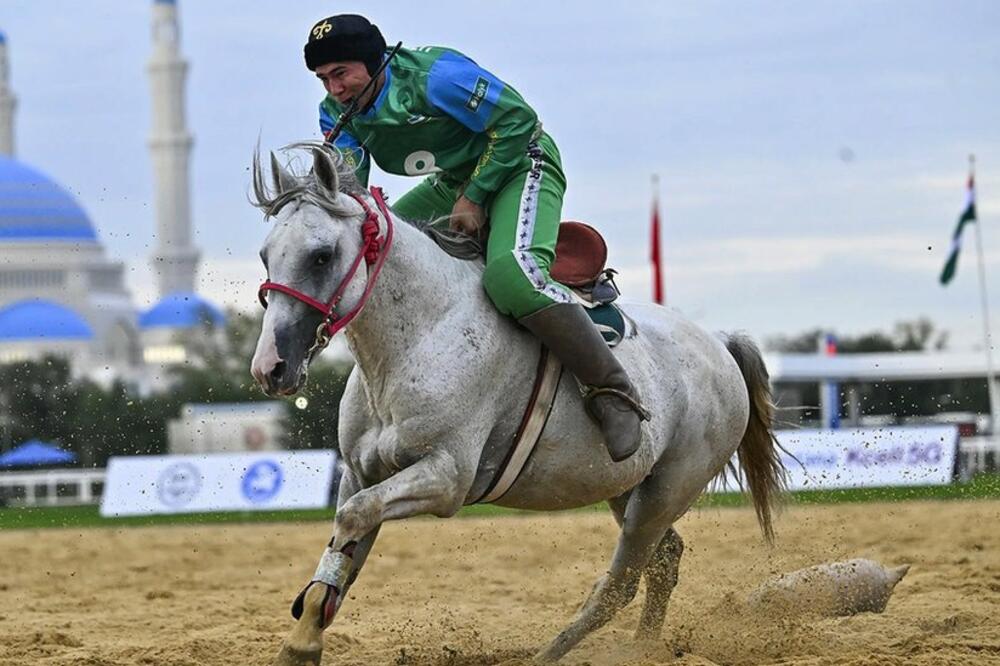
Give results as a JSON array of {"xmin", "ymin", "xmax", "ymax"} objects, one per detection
[{"xmin": 250, "ymin": 145, "xmax": 786, "ymax": 664}]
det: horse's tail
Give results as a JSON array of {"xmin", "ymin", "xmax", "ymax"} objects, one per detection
[{"xmin": 724, "ymin": 332, "xmax": 787, "ymax": 544}]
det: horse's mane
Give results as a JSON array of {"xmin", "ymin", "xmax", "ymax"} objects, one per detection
[{"xmin": 251, "ymin": 142, "xmax": 482, "ymax": 261}]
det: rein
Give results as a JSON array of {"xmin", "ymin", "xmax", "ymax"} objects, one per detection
[
  {"xmin": 324, "ymin": 42, "xmax": 402, "ymax": 145},
  {"xmin": 258, "ymin": 186, "xmax": 394, "ymax": 357}
]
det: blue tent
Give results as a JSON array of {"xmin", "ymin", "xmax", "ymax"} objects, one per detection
[{"xmin": 0, "ymin": 440, "xmax": 77, "ymax": 467}]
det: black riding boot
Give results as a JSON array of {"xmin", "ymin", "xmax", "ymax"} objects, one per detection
[{"xmin": 518, "ymin": 303, "xmax": 650, "ymax": 462}]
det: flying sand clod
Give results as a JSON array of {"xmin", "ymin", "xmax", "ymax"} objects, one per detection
[{"xmin": 748, "ymin": 558, "xmax": 910, "ymax": 616}]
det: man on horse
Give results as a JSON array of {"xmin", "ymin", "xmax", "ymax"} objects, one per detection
[{"xmin": 304, "ymin": 14, "xmax": 649, "ymax": 461}]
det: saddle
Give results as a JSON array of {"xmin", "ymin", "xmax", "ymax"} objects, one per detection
[
  {"xmin": 550, "ymin": 221, "xmax": 627, "ymax": 347},
  {"xmin": 551, "ymin": 222, "xmax": 620, "ymax": 306}
]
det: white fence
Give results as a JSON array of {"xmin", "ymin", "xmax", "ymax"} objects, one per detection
[
  {"xmin": 0, "ymin": 469, "xmax": 106, "ymax": 507},
  {"xmin": 0, "ymin": 436, "xmax": 997, "ymax": 510},
  {"xmin": 958, "ymin": 437, "xmax": 1000, "ymax": 480}
]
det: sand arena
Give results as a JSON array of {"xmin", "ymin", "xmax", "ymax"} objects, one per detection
[{"xmin": 1, "ymin": 499, "xmax": 998, "ymax": 665}]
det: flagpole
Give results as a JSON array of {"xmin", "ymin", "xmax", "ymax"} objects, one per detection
[
  {"xmin": 651, "ymin": 174, "xmax": 665, "ymax": 305},
  {"xmin": 969, "ymin": 154, "xmax": 1000, "ymax": 438}
]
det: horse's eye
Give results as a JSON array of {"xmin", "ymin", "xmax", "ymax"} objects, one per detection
[{"xmin": 314, "ymin": 250, "xmax": 333, "ymax": 267}]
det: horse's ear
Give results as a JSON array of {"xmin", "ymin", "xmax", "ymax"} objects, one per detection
[
  {"xmin": 270, "ymin": 151, "xmax": 297, "ymax": 194},
  {"xmin": 312, "ymin": 147, "xmax": 340, "ymax": 196}
]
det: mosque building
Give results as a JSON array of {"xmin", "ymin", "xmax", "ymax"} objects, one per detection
[{"xmin": 0, "ymin": 0, "xmax": 223, "ymax": 390}]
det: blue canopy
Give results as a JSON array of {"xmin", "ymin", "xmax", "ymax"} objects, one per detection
[{"xmin": 0, "ymin": 440, "xmax": 77, "ymax": 467}]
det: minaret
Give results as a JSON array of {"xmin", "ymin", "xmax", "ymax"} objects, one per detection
[
  {"xmin": 0, "ymin": 31, "xmax": 16, "ymax": 156},
  {"xmin": 148, "ymin": 0, "xmax": 199, "ymax": 296}
]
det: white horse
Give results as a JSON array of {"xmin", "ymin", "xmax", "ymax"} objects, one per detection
[{"xmin": 249, "ymin": 144, "xmax": 786, "ymax": 665}]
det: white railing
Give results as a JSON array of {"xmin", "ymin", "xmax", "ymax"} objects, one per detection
[
  {"xmin": 958, "ymin": 437, "xmax": 1000, "ymax": 480},
  {"xmin": 0, "ymin": 469, "xmax": 106, "ymax": 507},
  {"xmin": 0, "ymin": 440, "xmax": 995, "ymax": 510}
]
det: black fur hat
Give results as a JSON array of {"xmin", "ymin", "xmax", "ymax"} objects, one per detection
[{"xmin": 304, "ymin": 14, "xmax": 386, "ymax": 75}]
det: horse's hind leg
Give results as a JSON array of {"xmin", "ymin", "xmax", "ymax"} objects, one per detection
[
  {"xmin": 535, "ymin": 487, "xmax": 671, "ymax": 663},
  {"xmin": 536, "ymin": 433, "xmax": 719, "ymax": 663},
  {"xmin": 635, "ymin": 527, "xmax": 683, "ymax": 640},
  {"xmin": 608, "ymin": 491, "xmax": 685, "ymax": 641},
  {"xmin": 568, "ymin": 492, "xmax": 632, "ymax": 615},
  {"xmin": 627, "ymin": 425, "xmax": 736, "ymax": 645}
]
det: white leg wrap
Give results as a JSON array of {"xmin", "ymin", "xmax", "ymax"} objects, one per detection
[{"xmin": 312, "ymin": 547, "xmax": 353, "ymax": 590}]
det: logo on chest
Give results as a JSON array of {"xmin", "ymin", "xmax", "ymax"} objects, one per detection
[
  {"xmin": 404, "ymin": 150, "xmax": 439, "ymax": 176},
  {"xmin": 466, "ymin": 76, "xmax": 490, "ymax": 112}
]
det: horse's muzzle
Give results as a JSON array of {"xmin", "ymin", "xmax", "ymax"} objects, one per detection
[
  {"xmin": 252, "ymin": 355, "xmax": 306, "ymax": 396},
  {"xmin": 268, "ymin": 371, "xmax": 305, "ymax": 397}
]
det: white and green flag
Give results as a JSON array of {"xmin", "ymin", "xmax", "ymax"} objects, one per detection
[{"xmin": 939, "ymin": 174, "xmax": 977, "ymax": 285}]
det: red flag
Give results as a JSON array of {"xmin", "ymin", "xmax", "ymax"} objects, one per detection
[{"xmin": 650, "ymin": 180, "xmax": 664, "ymax": 304}]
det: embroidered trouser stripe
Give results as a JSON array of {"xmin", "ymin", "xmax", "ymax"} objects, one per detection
[
  {"xmin": 509, "ymin": 143, "xmax": 574, "ymax": 306},
  {"xmin": 481, "ymin": 134, "xmax": 572, "ymax": 318}
]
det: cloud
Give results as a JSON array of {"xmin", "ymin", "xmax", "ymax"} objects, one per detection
[
  {"xmin": 127, "ymin": 258, "xmax": 262, "ymax": 312},
  {"xmin": 197, "ymin": 259, "xmax": 264, "ymax": 312},
  {"xmin": 7, "ymin": 1, "xmax": 999, "ymax": 352},
  {"xmin": 606, "ymin": 230, "xmax": 1000, "ymax": 309},
  {"xmin": 624, "ymin": 232, "xmax": 985, "ymax": 280},
  {"xmin": 897, "ymin": 171, "xmax": 1000, "ymax": 193}
]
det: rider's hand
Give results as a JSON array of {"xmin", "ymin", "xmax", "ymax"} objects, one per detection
[{"xmin": 450, "ymin": 196, "xmax": 486, "ymax": 236}]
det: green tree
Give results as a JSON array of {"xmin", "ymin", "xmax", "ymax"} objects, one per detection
[
  {"xmin": 166, "ymin": 308, "xmax": 355, "ymax": 451},
  {"xmin": 65, "ymin": 380, "xmax": 173, "ymax": 467},
  {"xmin": 767, "ymin": 318, "xmax": 989, "ymax": 426},
  {"xmin": 281, "ymin": 360, "xmax": 354, "ymax": 451},
  {"xmin": 0, "ymin": 309, "xmax": 357, "ymax": 465},
  {"xmin": 0, "ymin": 357, "xmax": 78, "ymax": 453},
  {"xmin": 766, "ymin": 317, "xmax": 946, "ymax": 353},
  {"xmin": 167, "ymin": 309, "xmax": 266, "ymax": 403}
]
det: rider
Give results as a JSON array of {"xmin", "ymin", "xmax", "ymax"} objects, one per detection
[{"xmin": 304, "ymin": 14, "xmax": 649, "ymax": 462}]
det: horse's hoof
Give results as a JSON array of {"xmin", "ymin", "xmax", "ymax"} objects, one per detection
[
  {"xmin": 274, "ymin": 642, "xmax": 323, "ymax": 666},
  {"xmin": 532, "ymin": 645, "xmax": 563, "ymax": 663}
]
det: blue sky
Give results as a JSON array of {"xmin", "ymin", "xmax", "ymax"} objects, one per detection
[{"xmin": 3, "ymin": 1, "xmax": 999, "ymax": 350}]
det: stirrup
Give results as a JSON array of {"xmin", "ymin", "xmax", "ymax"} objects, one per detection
[{"xmin": 582, "ymin": 386, "xmax": 652, "ymax": 422}]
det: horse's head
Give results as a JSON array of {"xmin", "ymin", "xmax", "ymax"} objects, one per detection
[{"xmin": 249, "ymin": 144, "xmax": 372, "ymax": 396}]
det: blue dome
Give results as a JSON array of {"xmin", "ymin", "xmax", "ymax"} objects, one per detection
[
  {"xmin": 0, "ymin": 156, "xmax": 97, "ymax": 242},
  {"xmin": 140, "ymin": 292, "xmax": 225, "ymax": 330},
  {"xmin": 0, "ymin": 299, "xmax": 93, "ymax": 340}
]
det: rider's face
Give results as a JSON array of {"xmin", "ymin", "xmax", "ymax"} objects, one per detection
[{"xmin": 315, "ymin": 61, "xmax": 372, "ymax": 105}]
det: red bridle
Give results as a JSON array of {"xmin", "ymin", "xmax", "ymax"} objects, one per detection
[{"xmin": 258, "ymin": 186, "xmax": 394, "ymax": 354}]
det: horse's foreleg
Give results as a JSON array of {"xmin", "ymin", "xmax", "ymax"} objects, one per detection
[
  {"xmin": 331, "ymin": 450, "xmax": 468, "ymax": 547},
  {"xmin": 274, "ymin": 452, "xmax": 468, "ymax": 666},
  {"xmin": 275, "ymin": 467, "xmax": 379, "ymax": 666},
  {"xmin": 275, "ymin": 527, "xmax": 381, "ymax": 666}
]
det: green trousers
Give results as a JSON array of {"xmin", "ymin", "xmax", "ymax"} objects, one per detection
[{"xmin": 391, "ymin": 133, "xmax": 573, "ymax": 319}]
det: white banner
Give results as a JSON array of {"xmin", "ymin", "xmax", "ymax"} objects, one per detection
[
  {"xmin": 771, "ymin": 426, "xmax": 959, "ymax": 491},
  {"xmin": 100, "ymin": 450, "xmax": 338, "ymax": 517}
]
